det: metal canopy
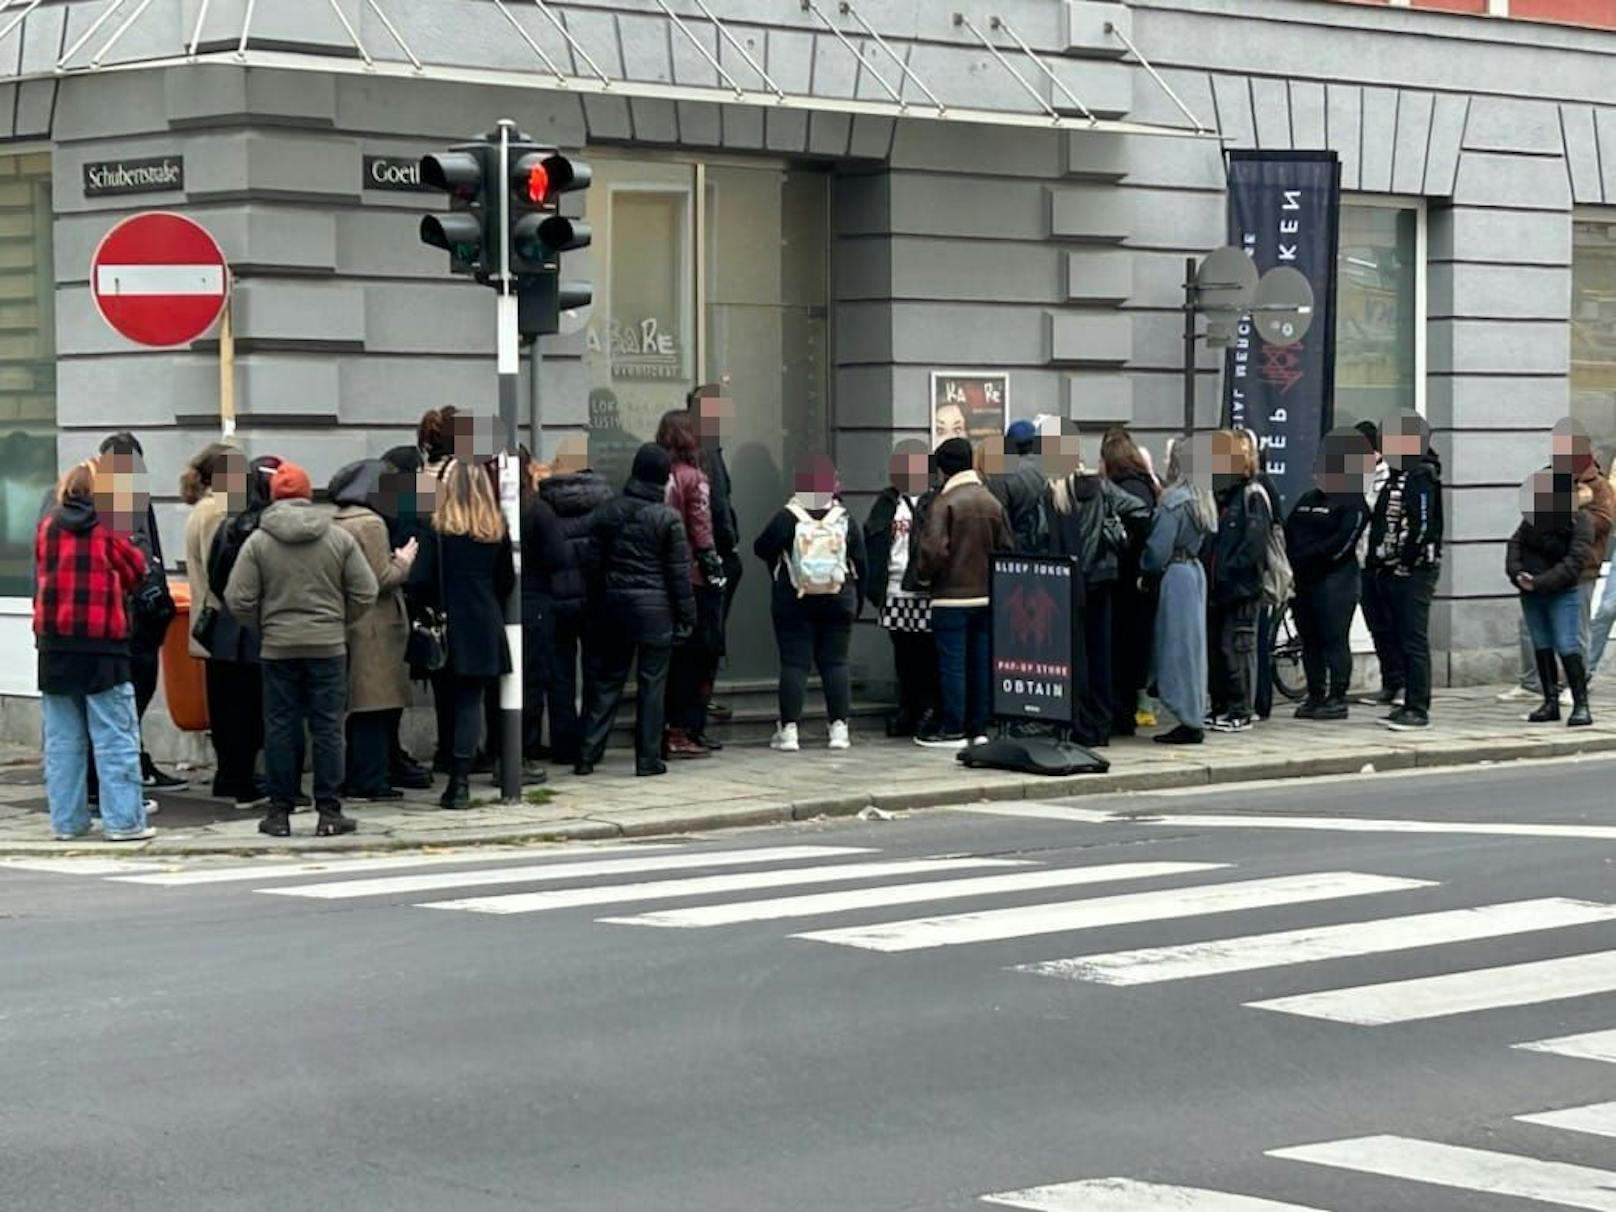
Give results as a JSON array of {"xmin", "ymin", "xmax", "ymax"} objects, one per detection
[{"xmin": 24, "ymin": 0, "xmax": 1216, "ymax": 140}]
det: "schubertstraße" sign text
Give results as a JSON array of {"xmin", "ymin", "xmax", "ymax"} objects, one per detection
[{"xmin": 83, "ymin": 156, "xmax": 184, "ymax": 198}]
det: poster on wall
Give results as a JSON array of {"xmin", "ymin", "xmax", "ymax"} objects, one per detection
[
  {"xmin": 1221, "ymin": 149, "xmax": 1341, "ymax": 515},
  {"xmin": 931, "ymin": 370, "xmax": 1009, "ymax": 448}
]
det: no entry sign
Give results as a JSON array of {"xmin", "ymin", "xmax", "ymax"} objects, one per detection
[{"xmin": 91, "ymin": 212, "xmax": 229, "ymax": 347}]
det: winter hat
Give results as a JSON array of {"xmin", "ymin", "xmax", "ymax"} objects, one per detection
[
  {"xmin": 631, "ymin": 442, "xmax": 672, "ymax": 489},
  {"xmin": 936, "ymin": 437, "xmax": 973, "ymax": 479},
  {"xmin": 270, "ymin": 462, "xmax": 313, "ymax": 502},
  {"xmin": 1005, "ymin": 419, "xmax": 1037, "ymax": 446}
]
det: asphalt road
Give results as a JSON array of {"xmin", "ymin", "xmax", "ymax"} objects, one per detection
[{"xmin": 6, "ymin": 756, "xmax": 1616, "ymax": 1211}]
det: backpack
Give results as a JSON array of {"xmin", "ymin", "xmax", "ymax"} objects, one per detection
[
  {"xmin": 785, "ymin": 502, "xmax": 850, "ymax": 597},
  {"xmin": 1247, "ymin": 483, "xmax": 1294, "ymax": 608}
]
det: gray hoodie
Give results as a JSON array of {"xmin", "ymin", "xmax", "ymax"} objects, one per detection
[{"xmin": 224, "ymin": 499, "xmax": 378, "ymax": 660}]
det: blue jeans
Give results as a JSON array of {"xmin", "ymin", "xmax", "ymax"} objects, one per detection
[
  {"xmin": 933, "ymin": 606, "xmax": 991, "ymax": 737},
  {"xmin": 43, "ymin": 683, "xmax": 146, "ymax": 838},
  {"xmin": 1522, "ymin": 589, "xmax": 1583, "ymax": 656}
]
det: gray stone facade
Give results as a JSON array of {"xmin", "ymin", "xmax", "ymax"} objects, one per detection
[{"xmin": 5, "ymin": 0, "xmax": 1616, "ymax": 701}]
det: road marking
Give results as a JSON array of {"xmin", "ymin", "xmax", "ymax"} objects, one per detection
[
  {"xmin": 599, "ymin": 862, "xmax": 1229, "ymax": 928},
  {"xmin": 1516, "ymin": 1028, "xmax": 1616, "ymax": 1065},
  {"xmin": 1020, "ymin": 898, "xmax": 1616, "ymax": 985},
  {"xmin": 417, "ymin": 856, "xmax": 1028, "ymax": 915},
  {"xmin": 1270, "ymin": 1135, "xmax": 1616, "ymax": 1211},
  {"xmin": 794, "ymin": 872, "xmax": 1432, "ymax": 954},
  {"xmin": 957, "ymin": 801, "xmax": 1616, "ymax": 841},
  {"xmin": 1, "ymin": 857, "xmax": 168, "ymax": 875},
  {"xmin": 1249, "ymin": 949, "xmax": 1616, "ymax": 1024},
  {"xmin": 982, "ymin": 1176, "xmax": 1330, "ymax": 1210},
  {"xmin": 1517, "ymin": 1102, "xmax": 1616, "ymax": 1139},
  {"xmin": 254, "ymin": 845, "xmax": 874, "ymax": 900},
  {"xmin": 111, "ymin": 844, "xmax": 679, "ymax": 886}
]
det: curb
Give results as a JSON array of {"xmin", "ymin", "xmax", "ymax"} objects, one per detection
[{"xmin": 8, "ymin": 731, "xmax": 1616, "ymax": 857}]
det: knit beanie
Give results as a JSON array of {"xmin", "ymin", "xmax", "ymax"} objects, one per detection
[
  {"xmin": 936, "ymin": 437, "xmax": 973, "ymax": 479},
  {"xmin": 632, "ymin": 442, "xmax": 672, "ymax": 489},
  {"xmin": 270, "ymin": 462, "xmax": 313, "ymax": 501}
]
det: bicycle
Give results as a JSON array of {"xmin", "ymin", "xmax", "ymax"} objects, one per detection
[{"xmin": 1270, "ymin": 600, "xmax": 1306, "ymax": 703}]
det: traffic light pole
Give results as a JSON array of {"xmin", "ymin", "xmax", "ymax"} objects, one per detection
[{"xmin": 496, "ymin": 119, "xmax": 524, "ymax": 805}]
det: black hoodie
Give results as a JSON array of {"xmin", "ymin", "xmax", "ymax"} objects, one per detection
[
  {"xmin": 1367, "ymin": 450, "xmax": 1444, "ymax": 573},
  {"xmin": 538, "ymin": 470, "xmax": 615, "ymax": 614},
  {"xmin": 1285, "ymin": 489, "xmax": 1369, "ymax": 584}
]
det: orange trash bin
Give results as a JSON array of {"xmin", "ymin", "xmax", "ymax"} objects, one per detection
[{"xmin": 160, "ymin": 578, "xmax": 210, "ymax": 731}]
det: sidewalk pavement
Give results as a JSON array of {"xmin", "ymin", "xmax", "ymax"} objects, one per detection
[{"xmin": 2, "ymin": 684, "xmax": 1614, "ymax": 855}]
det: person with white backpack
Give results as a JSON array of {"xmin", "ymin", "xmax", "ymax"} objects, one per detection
[{"xmin": 753, "ymin": 455, "xmax": 868, "ymax": 752}]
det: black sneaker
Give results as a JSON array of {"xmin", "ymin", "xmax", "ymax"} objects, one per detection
[
  {"xmin": 258, "ymin": 810, "xmax": 292, "ymax": 838},
  {"xmin": 1313, "ymin": 700, "xmax": 1349, "ymax": 721},
  {"xmin": 390, "ymin": 764, "xmax": 433, "ymax": 791},
  {"xmin": 914, "ymin": 729, "xmax": 968, "ymax": 750},
  {"xmin": 1382, "ymin": 707, "xmax": 1430, "ymax": 731},
  {"xmin": 1294, "ymin": 699, "xmax": 1323, "ymax": 720},
  {"xmin": 1357, "ymin": 687, "xmax": 1402, "ymax": 707},
  {"xmin": 1153, "ymin": 724, "xmax": 1204, "ymax": 745},
  {"xmin": 141, "ymin": 758, "xmax": 188, "ymax": 791},
  {"xmin": 347, "ymin": 787, "xmax": 404, "ymax": 802},
  {"xmin": 315, "ymin": 811, "xmax": 358, "ymax": 837}
]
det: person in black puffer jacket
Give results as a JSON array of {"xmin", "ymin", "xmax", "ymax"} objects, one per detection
[
  {"xmin": 1284, "ymin": 431, "xmax": 1372, "ymax": 720},
  {"xmin": 1206, "ymin": 430, "xmax": 1270, "ymax": 731},
  {"xmin": 1101, "ymin": 427, "xmax": 1160, "ymax": 737},
  {"xmin": 536, "ymin": 435, "xmax": 614, "ymax": 766},
  {"xmin": 1508, "ymin": 466, "xmax": 1596, "ymax": 728},
  {"xmin": 575, "ymin": 444, "xmax": 696, "ymax": 778}
]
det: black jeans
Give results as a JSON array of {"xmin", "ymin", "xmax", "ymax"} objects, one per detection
[
  {"xmin": 668, "ymin": 585, "xmax": 723, "ymax": 734},
  {"xmin": 1074, "ymin": 581, "xmax": 1113, "ymax": 747},
  {"xmin": 1385, "ymin": 567, "xmax": 1438, "ymax": 714},
  {"xmin": 582, "ymin": 636, "xmax": 671, "ymax": 772},
  {"xmin": 345, "ymin": 710, "xmax": 391, "ymax": 795},
  {"xmin": 448, "ymin": 675, "xmax": 491, "ymax": 770},
  {"xmin": 1110, "ymin": 577, "xmax": 1155, "ymax": 734},
  {"xmin": 1361, "ymin": 568, "xmax": 1404, "ymax": 694},
  {"xmin": 547, "ymin": 605, "xmax": 590, "ymax": 764},
  {"xmin": 888, "ymin": 629, "xmax": 937, "ymax": 725},
  {"xmin": 773, "ymin": 600, "xmax": 853, "ymax": 726},
  {"xmin": 262, "ymin": 656, "xmax": 346, "ymax": 813},
  {"xmin": 205, "ymin": 659, "xmax": 263, "ymax": 798},
  {"xmin": 1210, "ymin": 598, "xmax": 1260, "ymax": 720},
  {"xmin": 1295, "ymin": 565, "xmax": 1360, "ymax": 704}
]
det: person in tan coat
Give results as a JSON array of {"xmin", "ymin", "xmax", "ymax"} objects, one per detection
[{"xmin": 330, "ymin": 459, "xmax": 417, "ymax": 800}]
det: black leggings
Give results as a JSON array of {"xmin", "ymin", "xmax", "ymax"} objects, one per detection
[
  {"xmin": 1295, "ymin": 565, "xmax": 1359, "ymax": 703},
  {"xmin": 205, "ymin": 659, "xmax": 264, "ymax": 798},
  {"xmin": 773, "ymin": 600, "xmax": 853, "ymax": 725},
  {"xmin": 889, "ymin": 630, "xmax": 936, "ymax": 723}
]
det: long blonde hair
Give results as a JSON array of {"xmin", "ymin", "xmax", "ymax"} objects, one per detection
[{"xmin": 433, "ymin": 458, "xmax": 505, "ymax": 543}]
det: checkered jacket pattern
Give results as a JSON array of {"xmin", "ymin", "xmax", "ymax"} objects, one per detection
[{"xmin": 33, "ymin": 513, "xmax": 146, "ymax": 648}]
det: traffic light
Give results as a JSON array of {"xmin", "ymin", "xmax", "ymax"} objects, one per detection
[
  {"xmin": 509, "ymin": 149, "xmax": 592, "ymax": 336},
  {"xmin": 419, "ymin": 142, "xmax": 495, "ymax": 278}
]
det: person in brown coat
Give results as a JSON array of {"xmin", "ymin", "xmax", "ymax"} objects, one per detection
[
  {"xmin": 330, "ymin": 459, "xmax": 418, "ymax": 800},
  {"xmin": 915, "ymin": 436, "xmax": 1013, "ymax": 747}
]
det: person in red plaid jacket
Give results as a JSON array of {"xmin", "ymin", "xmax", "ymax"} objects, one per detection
[{"xmin": 34, "ymin": 458, "xmax": 154, "ymax": 842}]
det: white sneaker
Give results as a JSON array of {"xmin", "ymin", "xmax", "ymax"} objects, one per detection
[
  {"xmin": 104, "ymin": 825, "xmax": 157, "ymax": 842},
  {"xmin": 971, "ymin": 735, "xmax": 990, "ymax": 746},
  {"xmin": 770, "ymin": 723, "xmax": 800, "ymax": 753},
  {"xmin": 143, "ymin": 797, "xmax": 159, "ymax": 816},
  {"xmin": 1561, "ymin": 687, "xmax": 1574, "ymax": 707},
  {"xmin": 827, "ymin": 721, "xmax": 851, "ymax": 750},
  {"xmin": 1496, "ymin": 685, "xmax": 1535, "ymax": 702}
]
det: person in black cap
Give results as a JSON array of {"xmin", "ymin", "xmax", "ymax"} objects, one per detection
[{"xmin": 575, "ymin": 443, "xmax": 696, "ymax": 778}]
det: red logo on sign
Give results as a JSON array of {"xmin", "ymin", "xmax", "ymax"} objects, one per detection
[{"xmin": 1006, "ymin": 584, "xmax": 1059, "ymax": 648}]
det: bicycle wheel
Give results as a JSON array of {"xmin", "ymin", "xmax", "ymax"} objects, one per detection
[{"xmin": 1271, "ymin": 604, "xmax": 1307, "ymax": 702}]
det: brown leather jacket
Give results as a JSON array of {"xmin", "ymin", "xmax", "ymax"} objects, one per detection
[
  {"xmin": 917, "ymin": 470, "xmax": 1014, "ymax": 607},
  {"xmin": 1576, "ymin": 464, "xmax": 1615, "ymax": 580}
]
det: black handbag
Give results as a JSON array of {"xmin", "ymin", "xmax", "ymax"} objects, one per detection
[
  {"xmin": 129, "ymin": 575, "xmax": 177, "ymax": 653},
  {"xmin": 406, "ymin": 536, "xmax": 449, "ymax": 675},
  {"xmin": 190, "ymin": 603, "xmax": 218, "ymax": 650}
]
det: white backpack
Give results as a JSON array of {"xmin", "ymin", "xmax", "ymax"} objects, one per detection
[{"xmin": 785, "ymin": 502, "xmax": 850, "ymax": 597}]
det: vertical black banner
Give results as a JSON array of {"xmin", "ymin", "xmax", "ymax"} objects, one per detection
[
  {"xmin": 990, "ymin": 555, "xmax": 1077, "ymax": 725},
  {"xmin": 1222, "ymin": 150, "xmax": 1341, "ymax": 515}
]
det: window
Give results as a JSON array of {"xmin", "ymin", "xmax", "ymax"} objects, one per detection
[
  {"xmin": 0, "ymin": 151, "xmax": 55, "ymax": 599},
  {"xmin": 1334, "ymin": 201, "xmax": 1422, "ymax": 431},
  {"xmin": 1571, "ymin": 215, "xmax": 1616, "ymax": 449}
]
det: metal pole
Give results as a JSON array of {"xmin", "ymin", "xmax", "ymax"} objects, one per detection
[
  {"xmin": 528, "ymin": 340, "xmax": 542, "ymax": 459},
  {"xmin": 219, "ymin": 288, "xmax": 236, "ymax": 440},
  {"xmin": 1183, "ymin": 256, "xmax": 1197, "ymax": 435},
  {"xmin": 496, "ymin": 119, "xmax": 523, "ymax": 804}
]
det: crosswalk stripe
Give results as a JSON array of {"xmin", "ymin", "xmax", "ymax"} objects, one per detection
[
  {"xmin": 1019, "ymin": 898, "xmax": 1616, "ymax": 986},
  {"xmin": 981, "ymin": 1177, "xmax": 1330, "ymax": 1210},
  {"xmin": 1, "ymin": 857, "xmax": 166, "ymax": 876},
  {"xmin": 1515, "ymin": 1028, "xmax": 1616, "ymax": 1065},
  {"xmin": 793, "ymin": 872, "xmax": 1432, "ymax": 954},
  {"xmin": 1248, "ymin": 949, "xmax": 1616, "ymax": 1025},
  {"xmin": 416, "ymin": 856, "xmax": 1030, "ymax": 915},
  {"xmin": 1516, "ymin": 1101, "xmax": 1616, "ymax": 1139},
  {"xmin": 1269, "ymin": 1134, "xmax": 1616, "ymax": 1211},
  {"xmin": 254, "ymin": 845, "xmax": 874, "ymax": 900},
  {"xmin": 598, "ymin": 862, "xmax": 1230, "ymax": 928},
  {"xmin": 109, "ymin": 844, "xmax": 678, "ymax": 887},
  {"xmin": 958, "ymin": 802, "xmax": 1616, "ymax": 841}
]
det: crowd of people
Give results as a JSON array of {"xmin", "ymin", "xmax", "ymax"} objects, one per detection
[{"xmin": 32, "ymin": 399, "xmax": 1615, "ymax": 842}]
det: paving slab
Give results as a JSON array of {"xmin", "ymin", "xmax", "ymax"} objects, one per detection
[{"xmin": 4, "ymin": 686, "xmax": 1616, "ymax": 854}]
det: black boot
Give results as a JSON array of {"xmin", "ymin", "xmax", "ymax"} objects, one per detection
[
  {"xmin": 1564, "ymin": 652, "xmax": 1594, "ymax": 727},
  {"xmin": 1527, "ymin": 649, "xmax": 1561, "ymax": 722},
  {"xmin": 258, "ymin": 807, "xmax": 291, "ymax": 838},
  {"xmin": 315, "ymin": 809, "xmax": 358, "ymax": 837},
  {"xmin": 440, "ymin": 762, "xmax": 471, "ymax": 810}
]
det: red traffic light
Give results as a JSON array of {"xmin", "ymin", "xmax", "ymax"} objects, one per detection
[{"xmin": 525, "ymin": 162, "xmax": 549, "ymax": 206}]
